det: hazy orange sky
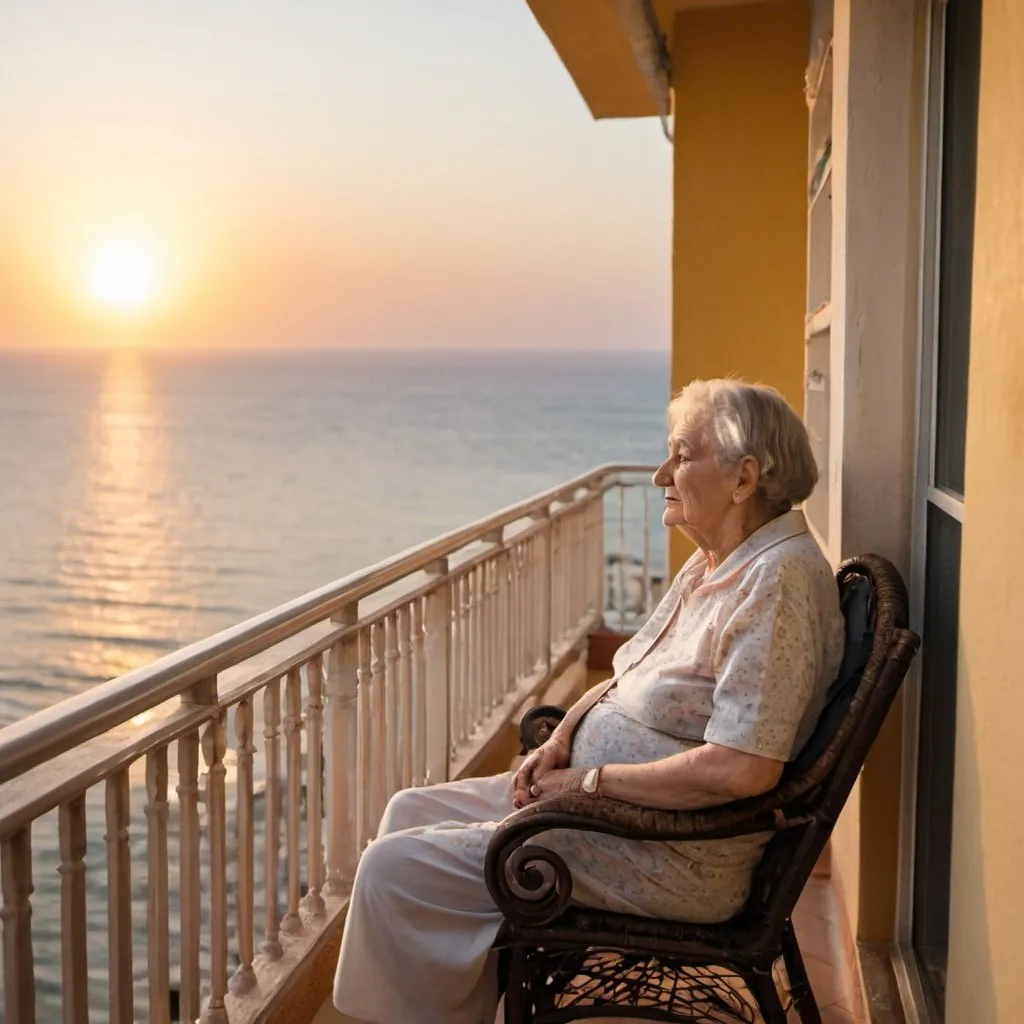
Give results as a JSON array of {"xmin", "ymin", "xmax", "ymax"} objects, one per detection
[{"xmin": 0, "ymin": 2, "xmax": 671, "ymax": 351}]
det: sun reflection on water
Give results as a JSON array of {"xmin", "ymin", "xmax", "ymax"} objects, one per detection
[{"xmin": 56, "ymin": 349, "xmax": 183, "ymax": 691}]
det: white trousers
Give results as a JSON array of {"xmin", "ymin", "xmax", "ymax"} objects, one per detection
[
  {"xmin": 332, "ymin": 773, "xmax": 513, "ymax": 1024},
  {"xmin": 332, "ymin": 771, "xmax": 752, "ymax": 1023}
]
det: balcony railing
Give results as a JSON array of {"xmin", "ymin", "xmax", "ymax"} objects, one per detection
[{"xmin": 0, "ymin": 465, "xmax": 660, "ymax": 1024}]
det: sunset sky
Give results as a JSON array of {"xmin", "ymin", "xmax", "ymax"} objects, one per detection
[{"xmin": 0, "ymin": 2, "xmax": 671, "ymax": 351}]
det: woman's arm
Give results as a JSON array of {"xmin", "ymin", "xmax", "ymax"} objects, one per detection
[
  {"xmin": 548, "ymin": 679, "xmax": 615, "ymax": 747},
  {"xmin": 599, "ymin": 743, "xmax": 783, "ymax": 809},
  {"xmin": 530, "ymin": 742, "xmax": 783, "ymax": 810}
]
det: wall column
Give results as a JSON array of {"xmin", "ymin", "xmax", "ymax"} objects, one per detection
[{"xmin": 669, "ymin": 0, "xmax": 809, "ymax": 575}]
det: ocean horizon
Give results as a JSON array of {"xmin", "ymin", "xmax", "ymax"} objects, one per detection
[
  {"xmin": 0, "ymin": 345, "xmax": 673, "ymax": 1019},
  {"xmin": 1, "ymin": 346, "xmax": 670, "ymax": 724}
]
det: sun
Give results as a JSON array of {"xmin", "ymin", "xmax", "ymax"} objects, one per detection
[{"xmin": 85, "ymin": 236, "xmax": 162, "ymax": 314}]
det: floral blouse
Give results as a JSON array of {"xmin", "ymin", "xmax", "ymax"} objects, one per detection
[
  {"xmin": 594, "ymin": 508, "xmax": 845, "ymax": 762},
  {"xmin": 553, "ymin": 510, "xmax": 845, "ymax": 923}
]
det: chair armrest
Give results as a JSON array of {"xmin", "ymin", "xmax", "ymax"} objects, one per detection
[
  {"xmin": 484, "ymin": 791, "xmax": 802, "ymax": 926},
  {"xmin": 519, "ymin": 705, "xmax": 566, "ymax": 754}
]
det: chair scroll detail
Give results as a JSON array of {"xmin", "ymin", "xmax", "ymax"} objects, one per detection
[{"xmin": 486, "ymin": 554, "xmax": 921, "ymax": 1024}]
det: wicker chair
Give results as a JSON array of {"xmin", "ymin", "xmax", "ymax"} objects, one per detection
[{"xmin": 486, "ymin": 555, "xmax": 921, "ymax": 1024}]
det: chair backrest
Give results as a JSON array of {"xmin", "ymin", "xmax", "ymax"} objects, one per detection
[
  {"xmin": 788, "ymin": 571, "xmax": 876, "ymax": 772},
  {"xmin": 742, "ymin": 554, "xmax": 920, "ymax": 939}
]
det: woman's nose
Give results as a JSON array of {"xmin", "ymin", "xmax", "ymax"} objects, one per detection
[{"xmin": 652, "ymin": 462, "xmax": 671, "ymax": 488}]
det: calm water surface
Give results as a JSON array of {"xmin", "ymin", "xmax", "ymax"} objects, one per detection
[
  {"xmin": 1, "ymin": 348, "xmax": 668, "ymax": 723},
  {"xmin": 0, "ymin": 347, "xmax": 668, "ymax": 1019}
]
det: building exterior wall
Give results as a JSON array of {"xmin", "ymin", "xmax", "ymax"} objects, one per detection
[
  {"xmin": 668, "ymin": 0, "xmax": 808, "ymax": 575},
  {"xmin": 528, "ymin": 2, "xmax": 1024, "ymax": 1018},
  {"xmin": 947, "ymin": 1, "xmax": 1024, "ymax": 1018}
]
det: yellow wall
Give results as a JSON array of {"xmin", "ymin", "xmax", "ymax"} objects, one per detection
[
  {"xmin": 668, "ymin": 0, "xmax": 809, "ymax": 575},
  {"xmin": 947, "ymin": 1, "xmax": 1024, "ymax": 1019}
]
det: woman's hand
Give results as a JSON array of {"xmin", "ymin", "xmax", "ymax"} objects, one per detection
[
  {"xmin": 511, "ymin": 736, "xmax": 570, "ymax": 809},
  {"xmin": 526, "ymin": 767, "xmax": 592, "ymax": 802}
]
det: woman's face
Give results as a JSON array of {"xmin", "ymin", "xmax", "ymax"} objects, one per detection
[{"xmin": 653, "ymin": 429, "xmax": 741, "ymax": 540}]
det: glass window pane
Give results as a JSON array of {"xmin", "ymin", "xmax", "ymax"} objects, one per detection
[
  {"xmin": 933, "ymin": 0, "xmax": 982, "ymax": 496},
  {"xmin": 912, "ymin": 503, "xmax": 962, "ymax": 1018}
]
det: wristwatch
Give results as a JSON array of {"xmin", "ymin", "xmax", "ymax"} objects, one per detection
[{"xmin": 581, "ymin": 767, "xmax": 602, "ymax": 796}]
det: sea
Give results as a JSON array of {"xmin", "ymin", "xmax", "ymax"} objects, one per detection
[{"xmin": 0, "ymin": 346, "xmax": 669, "ymax": 1020}]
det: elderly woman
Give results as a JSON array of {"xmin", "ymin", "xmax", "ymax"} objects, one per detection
[{"xmin": 333, "ymin": 380, "xmax": 845, "ymax": 1024}]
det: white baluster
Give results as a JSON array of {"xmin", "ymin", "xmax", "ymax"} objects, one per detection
[
  {"xmin": 177, "ymin": 730, "xmax": 202, "ymax": 1018},
  {"xmin": 370, "ymin": 622, "xmax": 387, "ymax": 829},
  {"xmin": 552, "ymin": 519, "xmax": 563, "ymax": 641},
  {"xmin": 483, "ymin": 560, "xmax": 494, "ymax": 707},
  {"xmin": 487, "ymin": 559, "xmax": 500, "ymax": 707},
  {"xmin": 577, "ymin": 505, "xmax": 585, "ymax": 614},
  {"xmin": 618, "ymin": 484, "xmax": 627, "ymax": 626},
  {"xmin": 469, "ymin": 569, "xmax": 481, "ymax": 734},
  {"xmin": 530, "ymin": 533, "xmax": 541, "ymax": 670},
  {"xmin": 411, "ymin": 599, "xmax": 427, "ymax": 786},
  {"xmin": 201, "ymin": 713, "xmax": 229, "ymax": 1024},
  {"xmin": 448, "ymin": 575, "xmax": 459, "ymax": 750},
  {"xmin": 459, "ymin": 573, "xmax": 471, "ymax": 743},
  {"xmin": 384, "ymin": 615, "xmax": 401, "ymax": 801},
  {"xmin": 146, "ymin": 749, "xmax": 171, "ymax": 1024},
  {"xmin": 357, "ymin": 628, "xmax": 373, "ymax": 849},
  {"xmin": 231, "ymin": 699, "xmax": 257, "ymax": 994},
  {"xmin": 451, "ymin": 574, "xmax": 464, "ymax": 752},
  {"xmin": 525, "ymin": 534, "xmax": 537, "ymax": 671},
  {"xmin": 564, "ymin": 516, "xmax": 573, "ymax": 635},
  {"xmin": 580, "ymin": 504, "xmax": 589, "ymax": 618},
  {"xmin": 281, "ymin": 667, "xmax": 303, "ymax": 936},
  {"xmin": 479, "ymin": 562, "xmax": 490, "ymax": 709},
  {"xmin": 423, "ymin": 559, "xmax": 451, "ymax": 784},
  {"xmin": 486, "ymin": 561, "xmax": 497, "ymax": 707},
  {"xmin": 575, "ymin": 510, "xmax": 584, "ymax": 623},
  {"xmin": 398, "ymin": 605, "xmax": 414, "ymax": 789},
  {"xmin": 58, "ymin": 797, "xmax": 87, "ymax": 1024},
  {"xmin": 325, "ymin": 625, "xmax": 359, "ymax": 892},
  {"xmin": 593, "ymin": 485, "xmax": 606, "ymax": 617},
  {"xmin": 571, "ymin": 508, "xmax": 580, "ymax": 624},
  {"xmin": 304, "ymin": 654, "xmax": 326, "ymax": 917},
  {"xmin": 498, "ymin": 549, "xmax": 511, "ymax": 697},
  {"xmin": 1, "ymin": 827, "xmax": 35, "ymax": 1024},
  {"xmin": 105, "ymin": 769, "xmax": 132, "ymax": 1024},
  {"xmin": 583, "ymin": 494, "xmax": 594, "ymax": 613},
  {"xmin": 480, "ymin": 563, "xmax": 490, "ymax": 711},
  {"xmin": 571, "ymin": 512, "xmax": 579, "ymax": 629},
  {"xmin": 511, "ymin": 544, "xmax": 523, "ymax": 681},
  {"xmin": 521, "ymin": 539, "xmax": 532, "ymax": 673},
  {"xmin": 473, "ymin": 569, "xmax": 481, "ymax": 720},
  {"xmin": 643, "ymin": 485, "xmax": 652, "ymax": 615},
  {"xmin": 261, "ymin": 679, "xmax": 284, "ymax": 960},
  {"xmin": 479, "ymin": 565, "xmax": 489, "ymax": 719},
  {"xmin": 468, "ymin": 568, "xmax": 480, "ymax": 730},
  {"xmin": 540, "ymin": 516, "xmax": 553, "ymax": 671},
  {"xmin": 561, "ymin": 512, "xmax": 569, "ymax": 632},
  {"xmin": 520, "ymin": 543, "xmax": 529, "ymax": 677},
  {"xmin": 571, "ymin": 509, "xmax": 581, "ymax": 625}
]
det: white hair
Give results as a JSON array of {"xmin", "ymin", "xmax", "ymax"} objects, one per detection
[{"xmin": 668, "ymin": 379, "xmax": 818, "ymax": 512}]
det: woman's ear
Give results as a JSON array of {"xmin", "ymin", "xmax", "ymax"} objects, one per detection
[{"xmin": 733, "ymin": 456, "xmax": 761, "ymax": 504}]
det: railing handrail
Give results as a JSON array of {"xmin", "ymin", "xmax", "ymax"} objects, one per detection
[{"xmin": 0, "ymin": 463, "xmax": 655, "ymax": 786}]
